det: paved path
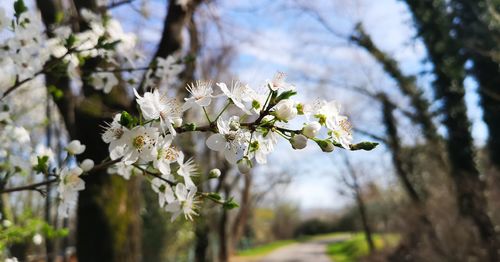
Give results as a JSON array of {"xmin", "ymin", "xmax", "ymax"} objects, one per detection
[{"xmin": 256, "ymin": 236, "xmax": 348, "ymax": 262}]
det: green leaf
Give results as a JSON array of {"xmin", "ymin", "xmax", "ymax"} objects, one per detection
[
  {"xmin": 65, "ymin": 34, "xmax": 77, "ymax": 49},
  {"xmin": 276, "ymin": 90, "xmax": 297, "ymax": 102},
  {"xmin": 99, "ymin": 39, "xmax": 121, "ymax": 50},
  {"xmin": 119, "ymin": 111, "xmax": 137, "ymax": 128},
  {"xmin": 206, "ymin": 192, "xmax": 222, "ymax": 201},
  {"xmin": 223, "ymin": 197, "xmax": 239, "ymax": 210},
  {"xmin": 14, "ymin": 0, "xmax": 28, "ymax": 19},
  {"xmin": 33, "ymin": 156, "xmax": 49, "ymax": 174},
  {"xmin": 349, "ymin": 142, "xmax": 379, "ymax": 151}
]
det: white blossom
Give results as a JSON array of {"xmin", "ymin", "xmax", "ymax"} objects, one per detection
[
  {"xmin": 165, "ymin": 183, "xmax": 198, "ymax": 221},
  {"xmin": 177, "ymin": 152, "xmax": 197, "ymax": 188},
  {"xmin": 217, "ymin": 81, "xmax": 254, "ymax": 113},
  {"xmin": 248, "ymin": 132, "xmax": 277, "ymax": 164},
  {"xmin": 274, "ymin": 99, "xmax": 297, "ymax": 121},
  {"xmin": 91, "ymin": 72, "xmax": 118, "ymax": 94},
  {"xmin": 153, "ymin": 134, "xmax": 178, "ymax": 179},
  {"xmin": 331, "ymin": 119, "xmax": 353, "ymax": 149},
  {"xmin": 120, "ymin": 126, "xmax": 159, "ymax": 164},
  {"xmin": 267, "ymin": 72, "xmax": 295, "ymax": 91},
  {"xmin": 206, "ymin": 116, "xmax": 249, "ymax": 164},
  {"xmin": 183, "ymin": 81, "xmax": 214, "ymax": 110},
  {"xmin": 58, "ymin": 167, "xmax": 85, "ymax": 217},
  {"xmin": 155, "ymin": 56, "xmax": 184, "ymax": 85},
  {"xmin": 107, "ymin": 162, "xmax": 136, "ymax": 180},
  {"xmin": 151, "ymin": 176, "xmax": 175, "ymax": 207},
  {"xmin": 102, "ymin": 113, "xmax": 128, "ymax": 160},
  {"xmin": 66, "ymin": 140, "xmax": 86, "ymax": 155},
  {"xmin": 134, "ymin": 89, "xmax": 182, "ymax": 136},
  {"xmin": 33, "ymin": 233, "xmax": 43, "ymax": 245}
]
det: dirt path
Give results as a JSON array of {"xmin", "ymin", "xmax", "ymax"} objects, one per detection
[{"xmin": 254, "ymin": 235, "xmax": 348, "ymax": 262}]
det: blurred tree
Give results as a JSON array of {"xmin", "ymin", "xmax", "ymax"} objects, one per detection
[
  {"xmin": 450, "ymin": 0, "xmax": 500, "ymax": 175},
  {"xmin": 339, "ymin": 155, "xmax": 375, "ymax": 253},
  {"xmin": 405, "ymin": 0, "xmax": 499, "ymax": 260}
]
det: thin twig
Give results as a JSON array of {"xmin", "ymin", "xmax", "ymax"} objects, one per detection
[{"xmin": 1, "ymin": 178, "xmax": 57, "ymax": 194}]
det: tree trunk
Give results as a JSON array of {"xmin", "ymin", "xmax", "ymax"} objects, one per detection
[
  {"xmin": 405, "ymin": 1, "xmax": 499, "ymax": 260},
  {"xmin": 381, "ymin": 93, "xmax": 449, "ymax": 260},
  {"xmin": 230, "ymin": 173, "xmax": 252, "ymax": 254},
  {"xmin": 451, "ymin": 0, "xmax": 500, "ymax": 173}
]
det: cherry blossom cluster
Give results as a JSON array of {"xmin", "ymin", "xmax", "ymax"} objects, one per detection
[
  {"xmin": 0, "ymin": 1, "xmax": 143, "ymax": 98},
  {"xmin": 99, "ymin": 73, "xmax": 377, "ymax": 221}
]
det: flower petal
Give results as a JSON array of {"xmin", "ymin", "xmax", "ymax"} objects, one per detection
[{"xmin": 206, "ymin": 134, "xmax": 226, "ymax": 152}]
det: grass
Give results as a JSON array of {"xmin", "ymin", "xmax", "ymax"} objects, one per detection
[
  {"xmin": 236, "ymin": 239, "xmax": 298, "ymax": 257},
  {"xmin": 235, "ymin": 232, "xmax": 350, "ymax": 258},
  {"xmin": 326, "ymin": 233, "xmax": 400, "ymax": 262}
]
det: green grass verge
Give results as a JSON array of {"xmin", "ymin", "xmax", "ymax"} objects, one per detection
[
  {"xmin": 236, "ymin": 232, "xmax": 351, "ymax": 258},
  {"xmin": 326, "ymin": 233, "xmax": 399, "ymax": 262},
  {"xmin": 236, "ymin": 239, "xmax": 298, "ymax": 257}
]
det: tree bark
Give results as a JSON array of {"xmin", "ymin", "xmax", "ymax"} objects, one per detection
[
  {"xmin": 451, "ymin": 0, "xmax": 500, "ymax": 173},
  {"xmin": 230, "ymin": 173, "xmax": 252, "ymax": 254},
  {"xmin": 405, "ymin": 1, "xmax": 499, "ymax": 260}
]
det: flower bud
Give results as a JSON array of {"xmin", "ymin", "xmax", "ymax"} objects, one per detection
[
  {"xmin": 209, "ymin": 168, "xmax": 221, "ymax": 179},
  {"xmin": 316, "ymin": 139, "xmax": 335, "ymax": 152},
  {"xmin": 66, "ymin": 140, "xmax": 86, "ymax": 155},
  {"xmin": 173, "ymin": 118, "xmax": 183, "ymax": 128},
  {"xmin": 302, "ymin": 122, "xmax": 321, "ymax": 138},
  {"xmin": 274, "ymin": 99, "xmax": 297, "ymax": 121},
  {"xmin": 237, "ymin": 158, "xmax": 252, "ymax": 174},
  {"xmin": 80, "ymin": 159, "xmax": 94, "ymax": 172},
  {"xmin": 290, "ymin": 134, "xmax": 308, "ymax": 150}
]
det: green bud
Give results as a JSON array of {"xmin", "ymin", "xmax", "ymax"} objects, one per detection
[
  {"xmin": 316, "ymin": 139, "xmax": 334, "ymax": 152},
  {"xmin": 237, "ymin": 157, "xmax": 252, "ymax": 174},
  {"xmin": 208, "ymin": 168, "xmax": 221, "ymax": 179},
  {"xmin": 349, "ymin": 142, "xmax": 379, "ymax": 151},
  {"xmin": 290, "ymin": 134, "xmax": 308, "ymax": 150}
]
